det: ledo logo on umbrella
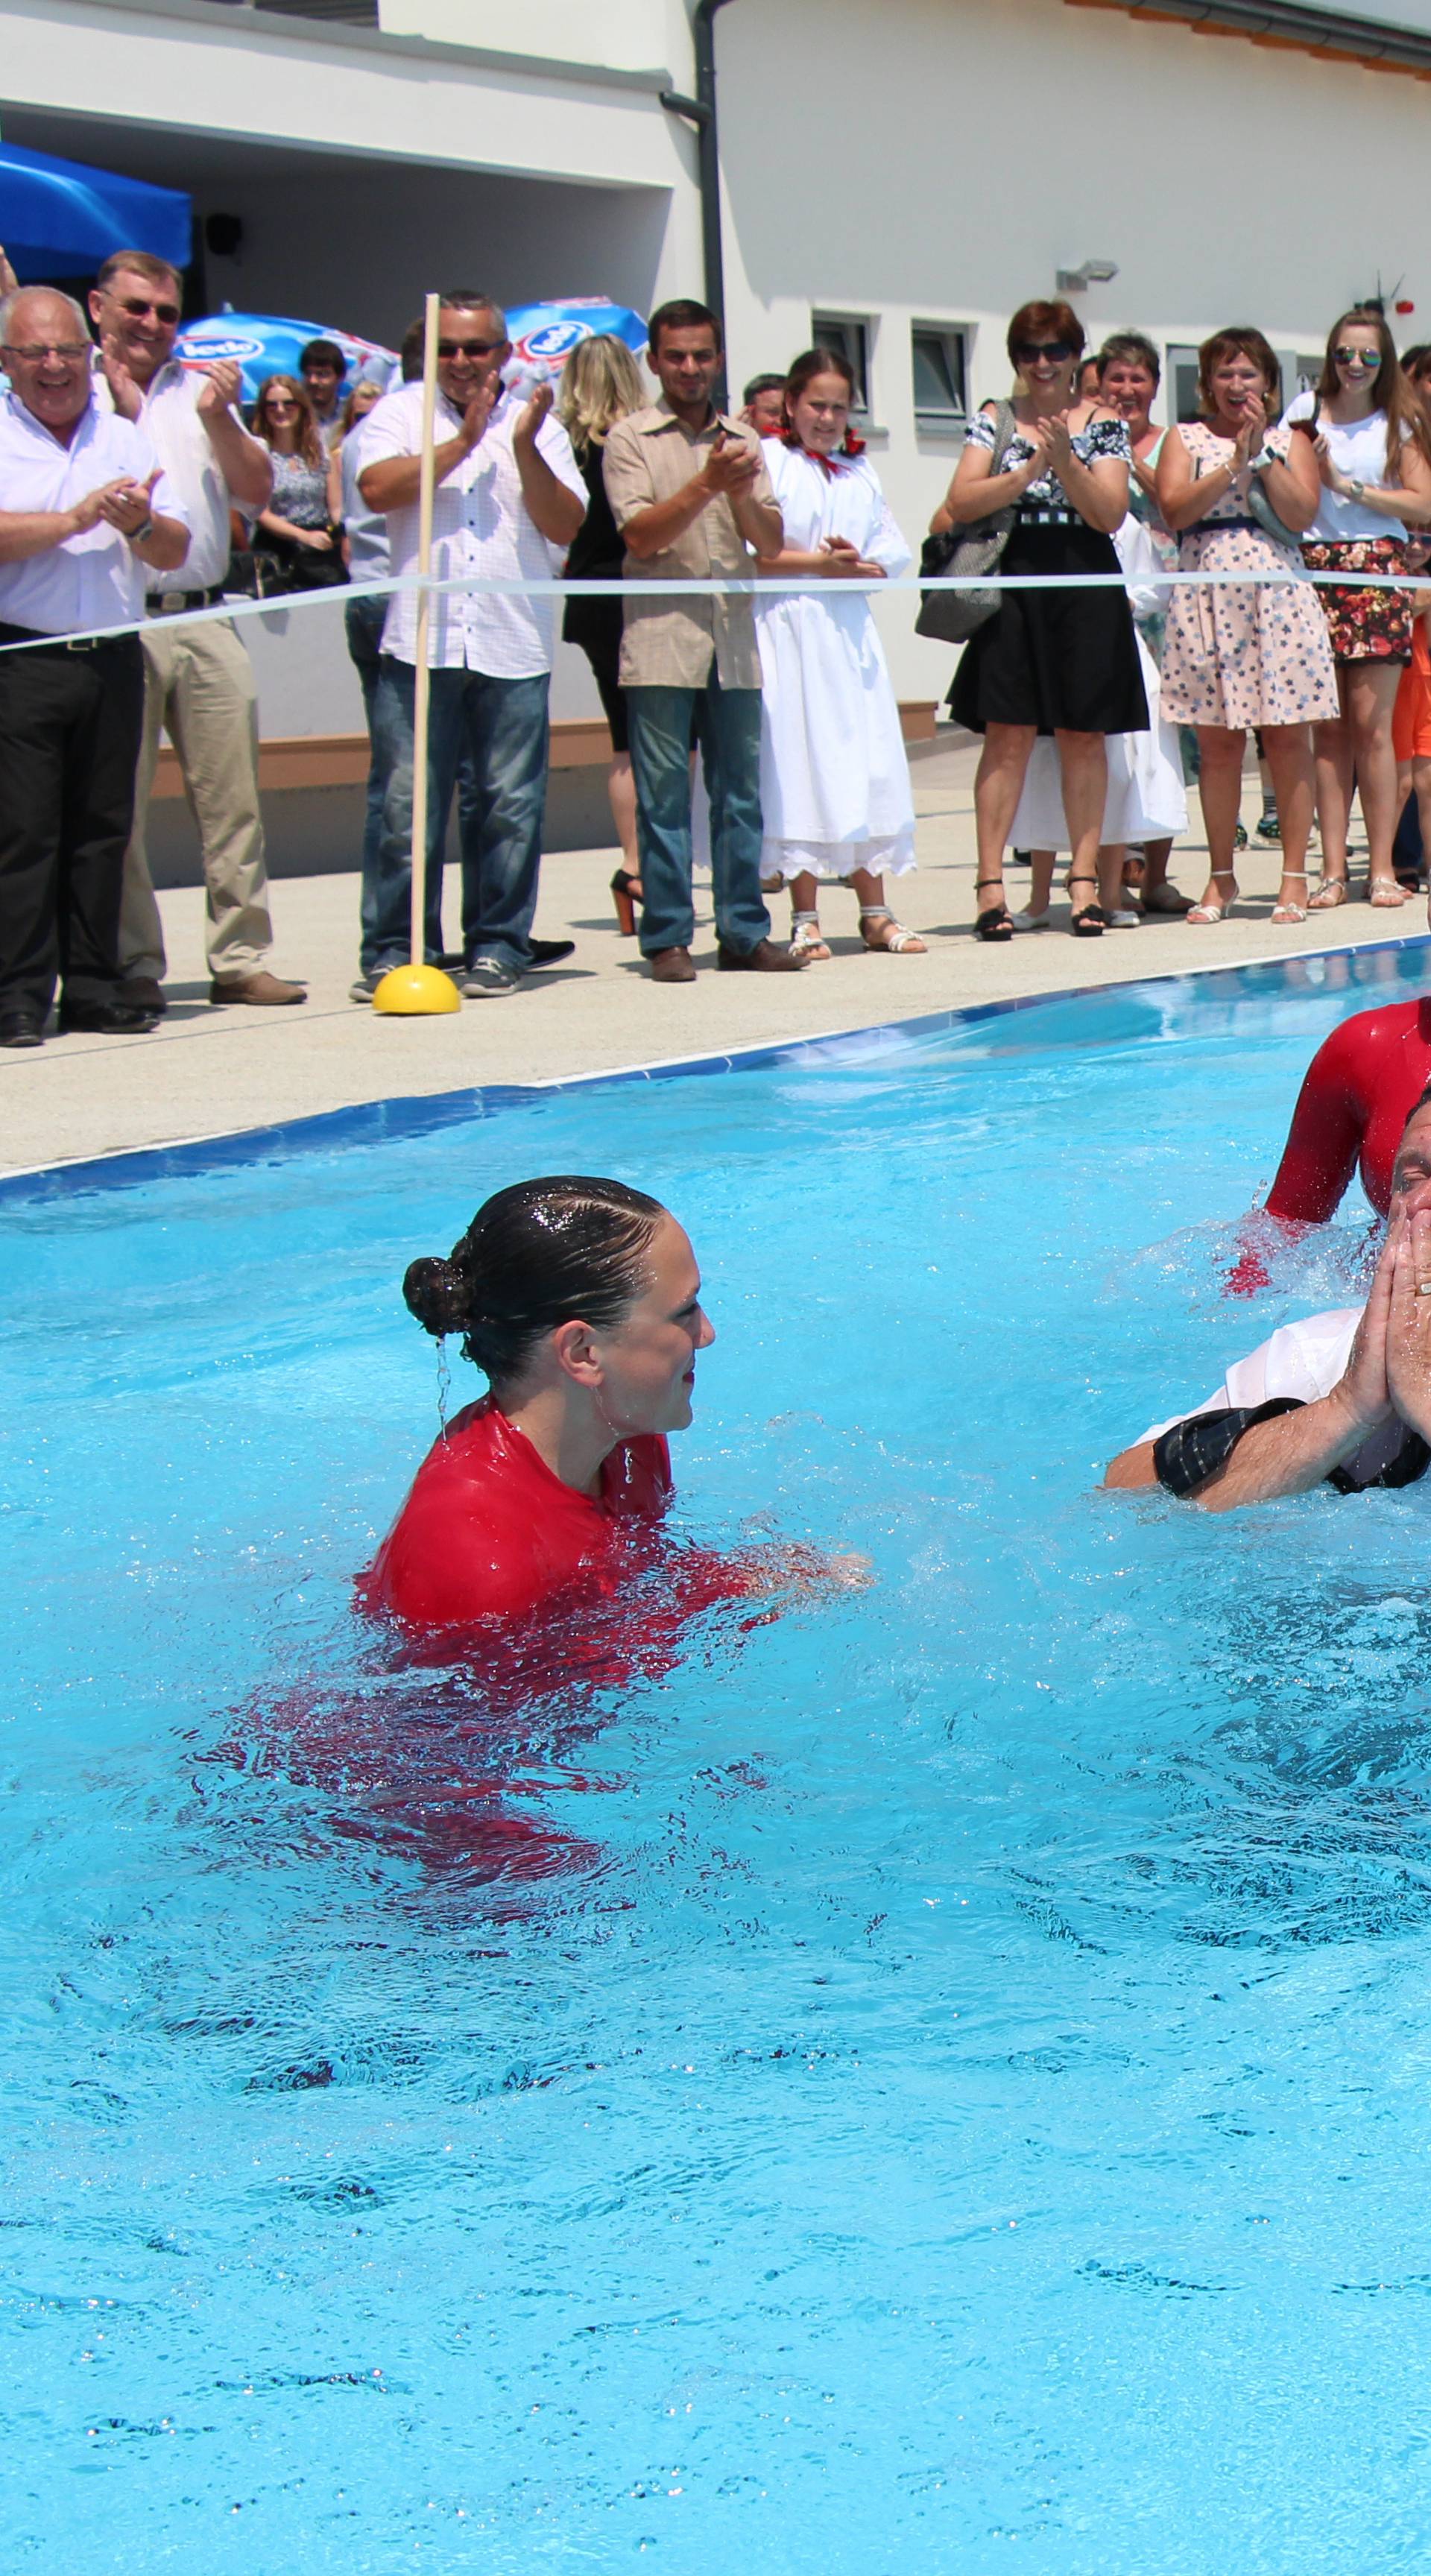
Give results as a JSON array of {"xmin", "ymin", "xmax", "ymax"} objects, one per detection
[{"xmin": 180, "ymin": 332, "xmax": 265, "ymax": 364}]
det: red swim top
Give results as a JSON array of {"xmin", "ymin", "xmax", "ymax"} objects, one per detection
[
  {"xmin": 361, "ymin": 1396, "xmax": 674, "ymax": 1629},
  {"xmin": 1265, "ymin": 998, "xmax": 1431, "ymax": 1225}
]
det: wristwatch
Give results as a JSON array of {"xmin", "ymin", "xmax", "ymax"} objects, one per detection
[
  {"xmin": 128, "ymin": 514, "xmax": 154, "ymax": 545},
  {"xmin": 1348, "ymin": 479, "xmax": 1367, "ymax": 502}
]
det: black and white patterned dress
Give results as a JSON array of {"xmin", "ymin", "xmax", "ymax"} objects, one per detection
[{"xmin": 948, "ymin": 410, "xmax": 1149, "ymax": 737}]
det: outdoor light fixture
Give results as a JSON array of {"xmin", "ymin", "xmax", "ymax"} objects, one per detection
[{"xmin": 1055, "ymin": 259, "xmax": 1119, "ymax": 291}]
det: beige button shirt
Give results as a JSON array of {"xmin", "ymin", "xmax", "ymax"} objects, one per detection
[{"xmin": 601, "ymin": 400, "xmax": 779, "ymax": 690}]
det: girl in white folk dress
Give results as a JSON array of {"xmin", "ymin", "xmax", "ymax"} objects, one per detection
[{"xmin": 751, "ymin": 347, "xmax": 924, "ymax": 959}]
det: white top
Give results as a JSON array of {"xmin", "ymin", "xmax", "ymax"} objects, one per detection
[
  {"xmin": 94, "ymin": 359, "xmax": 256, "ymax": 592},
  {"xmin": 360, "ymin": 381, "xmax": 586, "ymax": 677},
  {"xmin": 0, "ymin": 390, "xmax": 189, "ymax": 635},
  {"xmin": 753, "ymin": 442, "xmax": 915, "ymax": 868},
  {"xmin": 1141, "ymin": 1301, "xmax": 1411, "ymax": 1486},
  {"xmin": 1280, "ymin": 393, "xmax": 1406, "ymax": 541}
]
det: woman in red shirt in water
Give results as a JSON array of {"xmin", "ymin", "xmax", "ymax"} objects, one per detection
[
  {"xmin": 1264, "ymin": 998, "xmax": 1431, "ymax": 1225},
  {"xmin": 1225, "ymin": 994, "xmax": 1431, "ymax": 1293},
  {"xmin": 362, "ymin": 1175, "xmax": 718, "ymax": 1629}
]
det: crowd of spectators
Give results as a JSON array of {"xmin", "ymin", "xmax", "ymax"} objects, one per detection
[{"xmin": 4, "ymin": 256, "xmax": 1431, "ymax": 1046}]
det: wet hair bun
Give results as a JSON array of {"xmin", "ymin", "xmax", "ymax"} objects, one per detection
[{"xmin": 402, "ymin": 1253, "xmax": 471, "ymax": 1339}]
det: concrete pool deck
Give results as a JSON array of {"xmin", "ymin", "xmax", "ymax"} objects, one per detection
[{"xmin": 4, "ymin": 735, "xmax": 1427, "ymax": 1177}]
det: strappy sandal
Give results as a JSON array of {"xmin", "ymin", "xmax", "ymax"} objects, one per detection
[
  {"xmin": 1368, "ymin": 877, "xmax": 1409, "ymax": 909},
  {"xmin": 789, "ymin": 911, "xmax": 832, "ymax": 962},
  {"xmin": 974, "ymin": 878, "xmax": 1013, "ymax": 942},
  {"xmin": 1187, "ymin": 871, "xmax": 1238, "ymax": 925},
  {"xmin": 859, "ymin": 906, "xmax": 926, "ymax": 954},
  {"xmin": 1309, "ymin": 874, "xmax": 1348, "ymax": 910},
  {"xmin": 610, "ymin": 868, "xmax": 642, "ymax": 935},
  {"xmin": 1068, "ymin": 875, "xmax": 1105, "ymax": 938},
  {"xmin": 1271, "ymin": 871, "xmax": 1309, "ymax": 926}
]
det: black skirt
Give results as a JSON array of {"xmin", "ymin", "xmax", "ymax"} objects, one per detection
[{"xmin": 947, "ymin": 518, "xmax": 1148, "ymax": 736}]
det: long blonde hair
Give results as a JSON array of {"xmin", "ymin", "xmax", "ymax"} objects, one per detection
[{"xmin": 557, "ymin": 332, "xmax": 646, "ymax": 456}]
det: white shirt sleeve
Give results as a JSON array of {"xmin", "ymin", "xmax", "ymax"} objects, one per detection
[
  {"xmin": 356, "ymin": 386, "xmax": 419, "ymax": 468},
  {"xmin": 863, "ymin": 486, "xmax": 912, "ymax": 577},
  {"xmin": 1140, "ymin": 1306, "xmax": 1362, "ymax": 1445},
  {"xmin": 533, "ymin": 409, "xmax": 589, "ymax": 507}
]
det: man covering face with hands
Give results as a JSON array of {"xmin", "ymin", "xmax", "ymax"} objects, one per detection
[{"xmin": 1105, "ymin": 1093, "xmax": 1431, "ymax": 1506}]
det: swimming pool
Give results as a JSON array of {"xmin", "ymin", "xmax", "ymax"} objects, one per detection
[{"xmin": 8, "ymin": 937, "xmax": 1431, "ymax": 2572}]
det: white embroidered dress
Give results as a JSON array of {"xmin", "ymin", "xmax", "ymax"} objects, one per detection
[{"xmin": 756, "ymin": 442, "xmax": 917, "ymax": 881}]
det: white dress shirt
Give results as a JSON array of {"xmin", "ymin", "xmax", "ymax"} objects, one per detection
[
  {"xmin": 1142, "ymin": 1302, "xmax": 1413, "ymax": 1486},
  {"xmin": 360, "ymin": 382, "xmax": 586, "ymax": 677},
  {"xmin": 0, "ymin": 390, "xmax": 188, "ymax": 636},
  {"xmin": 95, "ymin": 358, "xmax": 253, "ymax": 593}
]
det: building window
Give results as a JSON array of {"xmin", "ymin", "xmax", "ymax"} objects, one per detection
[
  {"xmin": 912, "ymin": 324, "xmax": 968, "ymax": 428},
  {"xmin": 1168, "ymin": 344, "xmax": 1202, "ymax": 426},
  {"xmin": 811, "ymin": 312, "xmax": 871, "ymax": 417}
]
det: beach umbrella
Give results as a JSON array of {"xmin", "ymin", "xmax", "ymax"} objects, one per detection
[
  {"xmin": 0, "ymin": 140, "xmax": 190, "ymax": 281},
  {"xmin": 175, "ymin": 312, "xmax": 396, "ymax": 403},
  {"xmin": 504, "ymin": 299, "xmax": 648, "ymax": 385}
]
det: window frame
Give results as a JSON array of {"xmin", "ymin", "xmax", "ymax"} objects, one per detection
[
  {"xmin": 809, "ymin": 310, "xmax": 874, "ymax": 422},
  {"xmin": 910, "ymin": 321, "xmax": 970, "ymax": 434}
]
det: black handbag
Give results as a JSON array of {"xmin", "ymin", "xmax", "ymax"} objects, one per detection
[{"xmin": 915, "ymin": 400, "xmax": 1020, "ymax": 645}]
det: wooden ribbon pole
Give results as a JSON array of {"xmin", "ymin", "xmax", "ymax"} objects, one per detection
[{"xmin": 373, "ymin": 289, "xmax": 460, "ymax": 1015}]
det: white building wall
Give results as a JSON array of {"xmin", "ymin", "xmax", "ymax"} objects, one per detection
[{"xmin": 715, "ymin": 0, "xmax": 1431, "ymax": 697}]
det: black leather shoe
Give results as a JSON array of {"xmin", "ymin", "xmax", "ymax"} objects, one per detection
[
  {"xmin": 57, "ymin": 998, "xmax": 160, "ymax": 1035},
  {"xmin": 0, "ymin": 1007, "xmax": 44, "ymax": 1049},
  {"xmin": 525, "ymin": 938, "xmax": 575, "ymax": 967}
]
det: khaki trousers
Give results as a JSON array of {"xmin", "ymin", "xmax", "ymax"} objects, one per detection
[{"xmin": 119, "ymin": 617, "xmax": 273, "ymax": 982}]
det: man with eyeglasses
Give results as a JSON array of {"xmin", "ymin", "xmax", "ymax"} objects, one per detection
[
  {"xmin": 0, "ymin": 285, "xmax": 189, "ymax": 1047},
  {"xmin": 89, "ymin": 250, "xmax": 306, "ymax": 1012},
  {"xmin": 357, "ymin": 289, "xmax": 587, "ymax": 999}
]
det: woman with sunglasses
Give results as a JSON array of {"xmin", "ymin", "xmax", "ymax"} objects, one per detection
[
  {"xmin": 1157, "ymin": 327, "xmax": 1336, "ymax": 924},
  {"xmin": 1282, "ymin": 308, "xmax": 1431, "ymax": 911},
  {"xmin": 250, "ymin": 373, "xmax": 346, "ymax": 593},
  {"xmin": 939, "ymin": 300, "xmax": 1147, "ymax": 941}
]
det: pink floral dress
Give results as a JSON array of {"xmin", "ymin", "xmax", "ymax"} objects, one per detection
[{"xmin": 1160, "ymin": 423, "xmax": 1339, "ymax": 729}]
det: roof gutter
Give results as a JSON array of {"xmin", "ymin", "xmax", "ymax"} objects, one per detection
[
  {"xmin": 1070, "ymin": 0, "xmax": 1431, "ymax": 76},
  {"xmin": 660, "ymin": 0, "xmax": 736, "ymax": 363}
]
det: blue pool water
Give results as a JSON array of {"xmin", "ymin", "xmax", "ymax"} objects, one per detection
[{"xmin": 10, "ymin": 939, "xmax": 1431, "ymax": 2572}]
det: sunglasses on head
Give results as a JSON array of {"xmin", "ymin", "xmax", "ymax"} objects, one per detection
[
  {"xmin": 437, "ymin": 338, "xmax": 502, "ymax": 360},
  {"xmin": 1014, "ymin": 340, "xmax": 1074, "ymax": 364},
  {"xmin": 1333, "ymin": 344, "xmax": 1376, "ymax": 366},
  {"xmin": 116, "ymin": 294, "xmax": 180, "ymax": 325}
]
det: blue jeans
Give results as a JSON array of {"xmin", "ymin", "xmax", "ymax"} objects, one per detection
[
  {"xmin": 345, "ymin": 594, "xmax": 390, "ymax": 976},
  {"xmin": 370, "ymin": 659, "xmax": 551, "ymax": 976},
  {"xmin": 627, "ymin": 677, "xmax": 768, "ymax": 958}
]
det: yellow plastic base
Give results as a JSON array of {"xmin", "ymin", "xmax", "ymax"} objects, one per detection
[{"xmin": 371, "ymin": 962, "xmax": 462, "ymax": 1016}]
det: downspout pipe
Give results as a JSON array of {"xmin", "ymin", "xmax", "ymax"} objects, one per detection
[{"xmin": 660, "ymin": 0, "xmax": 736, "ymax": 385}]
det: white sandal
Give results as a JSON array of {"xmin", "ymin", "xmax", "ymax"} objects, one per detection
[
  {"xmin": 790, "ymin": 911, "xmax": 832, "ymax": 962},
  {"xmin": 859, "ymin": 906, "xmax": 926, "ymax": 954}
]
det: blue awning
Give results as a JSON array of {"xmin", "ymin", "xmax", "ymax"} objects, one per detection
[{"xmin": 0, "ymin": 141, "xmax": 191, "ymax": 281}]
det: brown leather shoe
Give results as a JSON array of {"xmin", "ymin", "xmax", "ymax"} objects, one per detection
[
  {"xmin": 716, "ymin": 938, "xmax": 809, "ymax": 973},
  {"xmin": 119, "ymin": 974, "xmax": 167, "ymax": 1015},
  {"xmin": 209, "ymin": 970, "xmax": 308, "ymax": 1007},
  {"xmin": 648, "ymin": 946, "xmax": 697, "ymax": 984}
]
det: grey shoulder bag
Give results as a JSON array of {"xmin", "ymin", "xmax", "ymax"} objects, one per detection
[{"xmin": 915, "ymin": 400, "xmax": 1020, "ymax": 645}]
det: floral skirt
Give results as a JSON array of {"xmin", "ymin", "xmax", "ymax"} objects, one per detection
[{"xmin": 1300, "ymin": 537, "xmax": 1410, "ymax": 663}]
